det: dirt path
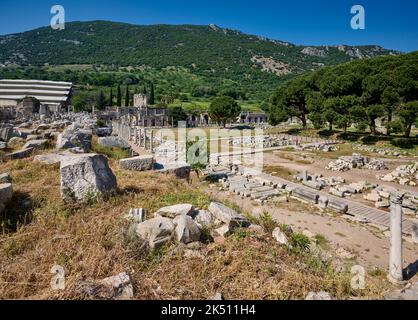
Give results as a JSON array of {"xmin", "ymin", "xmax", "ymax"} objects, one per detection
[{"xmin": 207, "ymin": 188, "xmax": 418, "ymax": 274}]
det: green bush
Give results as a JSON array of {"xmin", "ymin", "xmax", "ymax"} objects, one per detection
[
  {"xmin": 96, "ymin": 119, "xmax": 106, "ymax": 127},
  {"xmin": 391, "ymin": 138, "xmax": 414, "ymax": 149},
  {"xmin": 360, "ymin": 135, "xmax": 379, "ymax": 145},
  {"xmin": 290, "ymin": 233, "xmax": 311, "ymax": 251}
]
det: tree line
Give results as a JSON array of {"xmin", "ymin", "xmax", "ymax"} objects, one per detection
[
  {"xmin": 269, "ymin": 52, "xmax": 418, "ymax": 137},
  {"xmin": 77, "ymin": 83, "xmax": 156, "ymax": 111}
]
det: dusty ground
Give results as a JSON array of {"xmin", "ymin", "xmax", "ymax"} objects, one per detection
[
  {"xmin": 264, "ymin": 149, "xmax": 418, "ymax": 194},
  {"xmin": 202, "ymin": 144, "xmax": 418, "ymax": 277},
  {"xmin": 208, "ymin": 188, "xmax": 418, "ymax": 272},
  {"xmin": 0, "ymin": 147, "xmax": 392, "ymax": 300},
  {"xmin": 1, "ymin": 137, "xmax": 415, "ymax": 300}
]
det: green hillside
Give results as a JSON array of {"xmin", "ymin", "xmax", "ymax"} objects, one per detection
[{"xmin": 0, "ymin": 20, "xmax": 400, "ymax": 104}]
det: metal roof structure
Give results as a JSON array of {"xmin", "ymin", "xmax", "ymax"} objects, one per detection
[{"xmin": 0, "ymin": 79, "xmax": 73, "ymax": 105}]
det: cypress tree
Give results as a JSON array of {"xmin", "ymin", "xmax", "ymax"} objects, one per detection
[
  {"xmin": 96, "ymin": 91, "xmax": 107, "ymax": 111},
  {"xmin": 149, "ymin": 83, "xmax": 155, "ymax": 105},
  {"xmin": 109, "ymin": 88, "xmax": 114, "ymax": 106},
  {"xmin": 125, "ymin": 85, "xmax": 129, "ymax": 107},
  {"xmin": 116, "ymin": 85, "xmax": 122, "ymax": 106}
]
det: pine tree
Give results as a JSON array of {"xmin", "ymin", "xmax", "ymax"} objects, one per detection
[
  {"xmin": 149, "ymin": 83, "xmax": 155, "ymax": 105},
  {"xmin": 116, "ymin": 85, "xmax": 122, "ymax": 106},
  {"xmin": 125, "ymin": 85, "xmax": 129, "ymax": 107},
  {"xmin": 109, "ymin": 88, "xmax": 114, "ymax": 106}
]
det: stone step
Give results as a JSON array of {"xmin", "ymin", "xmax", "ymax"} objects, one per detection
[
  {"xmin": 244, "ymin": 182, "xmax": 263, "ymax": 190},
  {"xmin": 249, "ymin": 186, "xmax": 274, "ymax": 193},
  {"xmin": 250, "ymin": 189, "xmax": 281, "ymax": 200},
  {"xmin": 229, "ymin": 184, "xmax": 246, "ymax": 193}
]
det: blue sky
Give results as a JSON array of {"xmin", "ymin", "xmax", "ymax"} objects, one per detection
[{"xmin": 0, "ymin": 0, "xmax": 417, "ymax": 52}]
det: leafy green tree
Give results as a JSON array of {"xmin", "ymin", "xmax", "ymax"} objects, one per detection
[
  {"xmin": 270, "ymin": 76, "xmax": 312, "ymax": 128},
  {"xmin": 397, "ymin": 101, "xmax": 418, "ymax": 137},
  {"xmin": 323, "ymin": 97, "xmax": 341, "ymax": 132},
  {"xmin": 306, "ymin": 91, "xmax": 325, "ymax": 129},
  {"xmin": 308, "ymin": 113, "xmax": 325, "ymax": 130},
  {"xmin": 179, "ymin": 94, "xmax": 189, "ymax": 102},
  {"xmin": 72, "ymin": 92, "xmax": 95, "ymax": 112},
  {"xmin": 209, "ymin": 96, "xmax": 241, "ymax": 127},
  {"xmin": 352, "ymin": 104, "xmax": 385, "ymax": 135},
  {"xmin": 169, "ymin": 106, "xmax": 188, "ymax": 127},
  {"xmin": 387, "ymin": 119, "xmax": 405, "ymax": 135}
]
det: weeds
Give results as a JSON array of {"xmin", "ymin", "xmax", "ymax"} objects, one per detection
[
  {"xmin": 290, "ymin": 233, "xmax": 311, "ymax": 252},
  {"xmin": 0, "ymin": 148, "xmax": 391, "ymax": 300}
]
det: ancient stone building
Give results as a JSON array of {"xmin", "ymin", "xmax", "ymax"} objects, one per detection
[
  {"xmin": 0, "ymin": 79, "xmax": 73, "ymax": 117},
  {"xmin": 238, "ymin": 111, "xmax": 268, "ymax": 124},
  {"xmin": 130, "ymin": 94, "xmax": 171, "ymax": 127},
  {"xmin": 133, "ymin": 94, "xmax": 148, "ymax": 109}
]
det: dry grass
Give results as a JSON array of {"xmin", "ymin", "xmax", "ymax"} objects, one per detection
[
  {"xmin": 263, "ymin": 165, "xmax": 295, "ymax": 180},
  {"xmin": 0, "ymin": 151, "xmax": 390, "ymax": 300}
]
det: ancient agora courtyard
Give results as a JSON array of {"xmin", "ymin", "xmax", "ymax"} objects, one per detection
[{"xmin": 0, "ymin": 102, "xmax": 417, "ymax": 300}]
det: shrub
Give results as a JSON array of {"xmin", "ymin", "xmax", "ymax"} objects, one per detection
[
  {"xmin": 290, "ymin": 233, "xmax": 311, "ymax": 251},
  {"xmin": 391, "ymin": 138, "xmax": 414, "ymax": 149},
  {"xmin": 258, "ymin": 212, "xmax": 277, "ymax": 234},
  {"xmin": 96, "ymin": 119, "xmax": 106, "ymax": 127},
  {"xmin": 360, "ymin": 135, "xmax": 379, "ymax": 145}
]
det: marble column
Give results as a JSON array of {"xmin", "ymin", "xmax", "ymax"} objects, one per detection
[
  {"xmin": 388, "ymin": 192, "xmax": 405, "ymax": 284},
  {"xmin": 143, "ymin": 128, "xmax": 147, "ymax": 150},
  {"xmin": 150, "ymin": 130, "xmax": 154, "ymax": 153},
  {"xmin": 302, "ymin": 170, "xmax": 308, "ymax": 182}
]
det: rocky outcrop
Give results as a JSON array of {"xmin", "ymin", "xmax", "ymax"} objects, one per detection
[{"xmin": 301, "ymin": 47, "xmax": 327, "ymax": 57}]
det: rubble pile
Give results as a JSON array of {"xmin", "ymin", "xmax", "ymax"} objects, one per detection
[
  {"xmin": 363, "ymin": 186, "xmax": 418, "ymax": 216},
  {"xmin": 377, "ymin": 163, "xmax": 418, "ymax": 186},
  {"xmin": 295, "ymin": 170, "xmax": 375, "ymax": 198},
  {"xmin": 130, "ymin": 202, "xmax": 252, "ymax": 250},
  {"xmin": 353, "ymin": 144, "xmax": 411, "ymax": 157},
  {"xmin": 329, "ymin": 181, "xmax": 375, "ymax": 198},
  {"xmin": 296, "ymin": 143, "xmax": 340, "ymax": 152},
  {"xmin": 326, "ymin": 153, "xmax": 387, "ymax": 172},
  {"xmin": 229, "ymin": 135, "xmax": 295, "ymax": 149}
]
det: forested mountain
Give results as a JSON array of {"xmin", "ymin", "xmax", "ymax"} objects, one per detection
[
  {"xmin": 0, "ymin": 20, "xmax": 399, "ymax": 101},
  {"xmin": 269, "ymin": 52, "xmax": 418, "ymax": 137}
]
